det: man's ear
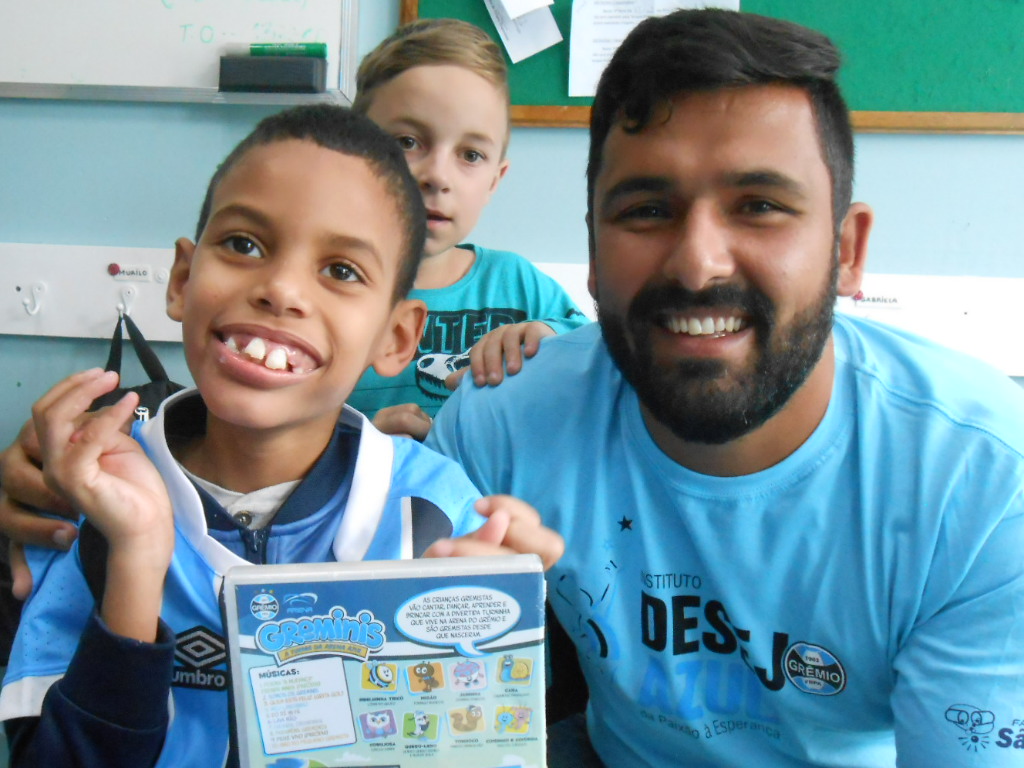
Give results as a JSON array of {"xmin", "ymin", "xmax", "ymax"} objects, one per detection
[
  {"xmin": 371, "ymin": 298, "xmax": 428, "ymax": 377},
  {"xmin": 586, "ymin": 212, "xmax": 598, "ymax": 302},
  {"xmin": 166, "ymin": 237, "xmax": 196, "ymax": 322},
  {"xmin": 836, "ymin": 202, "xmax": 873, "ymax": 297}
]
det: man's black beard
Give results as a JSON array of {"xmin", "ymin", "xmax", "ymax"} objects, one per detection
[{"xmin": 598, "ymin": 265, "xmax": 837, "ymax": 445}]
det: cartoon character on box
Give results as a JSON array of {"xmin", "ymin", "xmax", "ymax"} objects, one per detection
[
  {"xmin": 407, "ymin": 660, "xmax": 444, "ymax": 693},
  {"xmin": 403, "ymin": 710, "xmax": 439, "ymax": 741},
  {"xmin": 494, "ymin": 705, "xmax": 532, "ymax": 734},
  {"xmin": 362, "ymin": 660, "xmax": 397, "ymax": 692},
  {"xmin": 498, "ymin": 654, "xmax": 533, "ymax": 685},
  {"xmin": 448, "ymin": 704, "xmax": 485, "ymax": 734},
  {"xmin": 359, "ymin": 709, "xmax": 397, "ymax": 740},
  {"xmin": 450, "ymin": 659, "xmax": 486, "ymax": 690}
]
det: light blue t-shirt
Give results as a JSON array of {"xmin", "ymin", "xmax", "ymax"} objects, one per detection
[
  {"xmin": 429, "ymin": 316, "xmax": 1024, "ymax": 767},
  {"xmin": 349, "ymin": 244, "xmax": 589, "ymax": 419}
]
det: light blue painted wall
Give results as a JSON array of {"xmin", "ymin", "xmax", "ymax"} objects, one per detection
[{"xmin": 2, "ymin": 1, "xmax": 1023, "ymax": 447}]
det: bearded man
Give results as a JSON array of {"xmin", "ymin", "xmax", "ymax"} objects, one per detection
[{"xmin": 428, "ymin": 9, "xmax": 1024, "ymax": 768}]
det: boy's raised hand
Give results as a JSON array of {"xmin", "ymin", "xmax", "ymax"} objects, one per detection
[
  {"xmin": 32, "ymin": 369, "xmax": 174, "ymax": 569},
  {"xmin": 446, "ymin": 321, "xmax": 555, "ymax": 391},
  {"xmin": 33, "ymin": 368, "xmax": 174, "ymax": 642},
  {"xmin": 423, "ymin": 495, "xmax": 564, "ymax": 571}
]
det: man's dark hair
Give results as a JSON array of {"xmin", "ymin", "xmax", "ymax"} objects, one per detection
[
  {"xmin": 195, "ymin": 104, "xmax": 426, "ymax": 301},
  {"xmin": 587, "ymin": 9, "xmax": 854, "ymax": 231}
]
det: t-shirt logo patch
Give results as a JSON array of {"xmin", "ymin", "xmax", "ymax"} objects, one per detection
[
  {"xmin": 945, "ymin": 704, "xmax": 996, "ymax": 752},
  {"xmin": 415, "ymin": 352, "xmax": 470, "ymax": 401},
  {"xmin": 414, "ymin": 307, "xmax": 528, "ymax": 400},
  {"xmin": 173, "ymin": 625, "xmax": 228, "ymax": 691},
  {"xmin": 783, "ymin": 642, "xmax": 846, "ymax": 695}
]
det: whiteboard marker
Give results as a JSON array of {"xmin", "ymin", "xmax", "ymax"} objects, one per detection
[{"xmin": 224, "ymin": 42, "xmax": 327, "ymax": 58}]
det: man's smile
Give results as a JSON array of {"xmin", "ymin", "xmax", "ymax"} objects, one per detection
[{"xmin": 660, "ymin": 313, "xmax": 748, "ymax": 337}]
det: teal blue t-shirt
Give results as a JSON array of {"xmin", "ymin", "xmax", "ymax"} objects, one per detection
[{"xmin": 348, "ymin": 244, "xmax": 589, "ymax": 419}]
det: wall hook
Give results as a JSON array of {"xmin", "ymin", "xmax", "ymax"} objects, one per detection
[
  {"xmin": 21, "ymin": 282, "xmax": 46, "ymax": 316},
  {"xmin": 117, "ymin": 286, "xmax": 137, "ymax": 317}
]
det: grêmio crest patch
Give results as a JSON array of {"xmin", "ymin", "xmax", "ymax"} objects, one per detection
[{"xmin": 783, "ymin": 642, "xmax": 846, "ymax": 695}]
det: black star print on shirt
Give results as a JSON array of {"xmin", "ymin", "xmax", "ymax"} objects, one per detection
[{"xmin": 618, "ymin": 516, "xmax": 633, "ymax": 531}]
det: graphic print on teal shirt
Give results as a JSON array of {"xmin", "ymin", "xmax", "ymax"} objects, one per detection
[{"xmin": 348, "ymin": 244, "xmax": 587, "ymax": 419}]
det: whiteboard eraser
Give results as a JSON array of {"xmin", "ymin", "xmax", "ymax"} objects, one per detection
[{"xmin": 218, "ymin": 56, "xmax": 326, "ymax": 93}]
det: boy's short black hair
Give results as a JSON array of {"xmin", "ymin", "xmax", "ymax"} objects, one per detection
[
  {"xmin": 587, "ymin": 9, "xmax": 854, "ymax": 233},
  {"xmin": 195, "ymin": 104, "xmax": 426, "ymax": 300}
]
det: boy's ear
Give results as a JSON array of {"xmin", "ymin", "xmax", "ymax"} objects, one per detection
[
  {"xmin": 488, "ymin": 158, "xmax": 511, "ymax": 195},
  {"xmin": 166, "ymin": 237, "xmax": 196, "ymax": 322},
  {"xmin": 836, "ymin": 202, "xmax": 873, "ymax": 297},
  {"xmin": 371, "ymin": 298, "xmax": 428, "ymax": 378}
]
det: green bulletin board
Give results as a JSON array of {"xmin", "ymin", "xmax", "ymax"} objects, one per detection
[{"xmin": 401, "ymin": 0, "xmax": 1024, "ymax": 132}]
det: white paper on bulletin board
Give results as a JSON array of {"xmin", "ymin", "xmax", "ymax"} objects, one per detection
[{"xmin": 569, "ymin": 0, "xmax": 740, "ymax": 97}]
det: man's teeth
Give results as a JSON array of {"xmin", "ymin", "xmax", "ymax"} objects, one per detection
[{"xmin": 666, "ymin": 316, "xmax": 745, "ymax": 335}]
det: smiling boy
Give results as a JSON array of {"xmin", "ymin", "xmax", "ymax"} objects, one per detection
[
  {"xmin": 347, "ymin": 19, "xmax": 589, "ymax": 438},
  {"xmin": 0, "ymin": 19, "xmax": 587, "ymax": 597},
  {"xmin": 0, "ymin": 105, "xmax": 561, "ymax": 768}
]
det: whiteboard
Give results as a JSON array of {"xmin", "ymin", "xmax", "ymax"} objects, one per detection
[{"xmin": 0, "ymin": 0, "xmax": 359, "ymax": 103}]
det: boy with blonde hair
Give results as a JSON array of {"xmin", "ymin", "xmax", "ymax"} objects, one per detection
[{"xmin": 348, "ymin": 18, "xmax": 588, "ymax": 438}]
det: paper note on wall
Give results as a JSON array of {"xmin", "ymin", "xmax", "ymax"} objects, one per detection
[
  {"xmin": 499, "ymin": 0, "xmax": 555, "ymax": 20},
  {"xmin": 569, "ymin": 0, "xmax": 740, "ymax": 97},
  {"xmin": 484, "ymin": 0, "xmax": 563, "ymax": 64}
]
